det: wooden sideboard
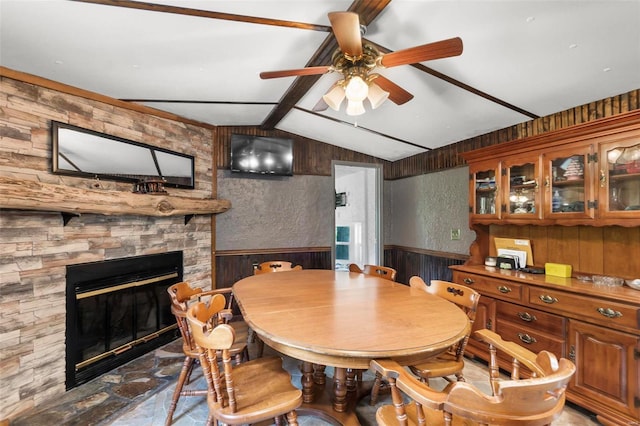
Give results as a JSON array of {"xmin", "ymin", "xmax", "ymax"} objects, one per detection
[
  {"xmin": 456, "ymin": 111, "xmax": 640, "ymax": 425},
  {"xmin": 451, "ymin": 265, "xmax": 639, "ymax": 426}
]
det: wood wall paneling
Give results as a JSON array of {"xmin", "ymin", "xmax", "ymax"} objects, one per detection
[
  {"xmin": 528, "ymin": 226, "xmax": 549, "ymax": 266},
  {"xmin": 384, "ymin": 247, "xmax": 467, "ymax": 286},
  {"xmin": 603, "ymin": 227, "xmax": 640, "ymax": 278},
  {"xmin": 577, "ymin": 227, "xmax": 604, "ymax": 274},
  {"xmin": 488, "ymin": 225, "xmax": 639, "ymax": 277},
  {"xmin": 215, "ymin": 249, "xmax": 332, "ymax": 289}
]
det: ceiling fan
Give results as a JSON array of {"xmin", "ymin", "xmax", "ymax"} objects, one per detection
[{"xmin": 260, "ymin": 11, "xmax": 463, "ymax": 116}]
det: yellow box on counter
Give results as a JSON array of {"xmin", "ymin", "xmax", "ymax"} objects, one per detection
[{"xmin": 545, "ymin": 263, "xmax": 572, "ymax": 278}]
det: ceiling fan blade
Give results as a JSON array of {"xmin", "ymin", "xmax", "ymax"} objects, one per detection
[
  {"xmin": 380, "ymin": 37, "xmax": 463, "ymax": 68},
  {"xmin": 260, "ymin": 66, "xmax": 331, "ymax": 79},
  {"xmin": 328, "ymin": 11, "xmax": 363, "ymax": 58},
  {"xmin": 372, "ymin": 75, "xmax": 414, "ymax": 105}
]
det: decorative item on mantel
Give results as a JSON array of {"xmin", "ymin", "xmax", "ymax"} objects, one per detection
[{"xmin": 133, "ymin": 178, "xmax": 167, "ymax": 194}]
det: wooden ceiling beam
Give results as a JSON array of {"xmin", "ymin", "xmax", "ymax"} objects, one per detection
[{"xmin": 71, "ymin": 0, "xmax": 331, "ymax": 31}]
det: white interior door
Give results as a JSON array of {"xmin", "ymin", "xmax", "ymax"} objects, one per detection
[{"xmin": 332, "ymin": 161, "xmax": 383, "ymax": 271}]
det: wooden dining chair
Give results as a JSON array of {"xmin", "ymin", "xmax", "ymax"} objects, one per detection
[
  {"xmin": 372, "ymin": 328, "xmax": 576, "ymax": 426},
  {"xmin": 407, "ymin": 278, "xmax": 480, "ymax": 381},
  {"xmin": 348, "ymin": 263, "xmax": 397, "ymax": 281},
  {"xmin": 370, "ymin": 276, "xmax": 480, "ymax": 405},
  {"xmin": 251, "ymin": 260, "xmax": 302, "ymax": 356},
  {"xmin": 253, "ymin": 260, "xmax": 303, "ymax": 275},
  {"xmin": 165, "ymin": 282, "xmax": 249, "ymax": 426},
  {"xmin": 187, "ymin": 301, "xmax": 303, "ymax": 426},
  {"xmin": 347, "ymin": 263, "xmax": 397, "ymax": 388}
]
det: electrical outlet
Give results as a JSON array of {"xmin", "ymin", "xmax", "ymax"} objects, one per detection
[{"xmin": 450, "ymin": 228, "xmax": 461, "ymax": 240}]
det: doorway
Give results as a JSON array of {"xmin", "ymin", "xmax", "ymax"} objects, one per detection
[{"xmin": 332, "ymin": 161, "xmax": 383, "ymax": 271}]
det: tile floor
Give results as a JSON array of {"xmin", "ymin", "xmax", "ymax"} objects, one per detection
[{"xmin": 12, "ymin": 337, "xmax": 601, "ymax": 426}]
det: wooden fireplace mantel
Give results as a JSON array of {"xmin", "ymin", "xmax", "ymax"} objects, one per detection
[{"xmin": 0, "ymin": 176, "xmax": 231, "ymax": 219}]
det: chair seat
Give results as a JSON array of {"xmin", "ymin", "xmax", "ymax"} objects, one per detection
[
  {"xmin": 208, "ymin": 356, "xmax": 303, "ymax": 424},
  {"xmin": 409, "ymin": 352, "xmax": 465, "ymax": 379}
]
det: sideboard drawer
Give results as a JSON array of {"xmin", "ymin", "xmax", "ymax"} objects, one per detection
[
  {"xmin": 529, "ymin": 287, "xmax": 640, "ymax": 331},
  {"xmin": 453, "ymin": 272, "xmax": 522, "ymax": 302},
  {"xmin": 494, "ymin": 319, "xmax": 565, "ymax": 359},
  {"xmin": 496, "ymin": 300, "xmax": 565, "ymax": 337}
]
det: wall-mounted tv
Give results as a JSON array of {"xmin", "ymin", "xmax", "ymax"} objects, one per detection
[{"xmin": 230, "ymin": 134, "xmax": 293, "ymax": 176}]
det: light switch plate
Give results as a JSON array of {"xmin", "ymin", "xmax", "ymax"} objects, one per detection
[{"xmin": 451, "ymin": 228, "xmax": 461, "ymax": 240}]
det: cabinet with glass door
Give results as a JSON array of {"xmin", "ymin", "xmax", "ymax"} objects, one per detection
[
  {"xmin": 544, "ymin": 145, "xmax": 595, "ymax": 219},
  {"xmin": 502, "ymin": 156, "xmax": 541, "ymax": 220},
  {"xmin": 462, "ymin": 110, "xmax": 640, "ymax": 227},
  {"xmin": 469, "ymin": 161, "xmax": 500, "ymax": 220},
  {"xmin": 599, "ymin": 137, "xmax": 640, "ymax": 218}
]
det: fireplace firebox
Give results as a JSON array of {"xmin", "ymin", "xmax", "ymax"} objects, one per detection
[{"xmin": 65, "ymin": 251, "xmax": 182, "ymax": 389}]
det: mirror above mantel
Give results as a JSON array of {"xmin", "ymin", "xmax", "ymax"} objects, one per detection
[{"xmin": 52, "ymin": 121, "xmax": 195, "ymax": 189}]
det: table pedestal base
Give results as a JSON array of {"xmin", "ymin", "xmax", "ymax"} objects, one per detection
[{"xmin": 297, "ymin": 363, "xmax": 373, "ymax": 426}]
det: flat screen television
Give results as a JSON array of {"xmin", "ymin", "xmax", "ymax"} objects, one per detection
[{"xmin": 230, "ymin": 134, "xmax": 293, "ymax": 176}]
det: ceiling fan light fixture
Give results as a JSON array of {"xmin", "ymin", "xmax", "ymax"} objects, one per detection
[
  {"xmin": 344, "ymin": 75, "xmax": 369, "ymax": 102},
  {"xmin": 367, "ymin": 82, "xmax": 389, "ymax": 109},
  {"xmin": 346, "ymin": 99, "xmax": 366, "ymax": 116},
  {"xmin": 323, "ymin": 84, "xmax": 346, "ymax": 111}
]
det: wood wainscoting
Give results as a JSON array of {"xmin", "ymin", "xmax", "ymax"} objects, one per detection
[
  {"xmin": 384, "ymin": 246, "xmax": 469, "ymax": 286},
  {"xmin": 215, "ymin": 246, "xmax": 468, "ymax": 290},
  {"xmin": 215, "ymin": 247, "xmax": 332, "ymax": 289}
]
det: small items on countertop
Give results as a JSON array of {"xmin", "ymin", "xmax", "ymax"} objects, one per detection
[
  {"xmin": 592, "ymin": 275, "xmax": 624, "ymax": 287},
  {"xmin": 545, "ymin": 262, "xmax": 572, "ymax": 278},
  {"xmin": 625, "ymin": 279, "xmax": 640, "ymax": 290}
]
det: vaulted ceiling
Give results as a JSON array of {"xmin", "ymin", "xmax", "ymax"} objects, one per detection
[{"xmin": 1, "ymin": 0, "xmax": 639, "ymax": 161}]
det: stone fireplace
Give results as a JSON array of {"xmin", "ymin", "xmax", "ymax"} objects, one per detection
[
  {"xmin": 0, "ymin": 211, "xmax": 215, "ymax": 421},
  {"xmin": 0, "ymin": 72, "xmax": 223, "ymax": 422},
  {"xmin": 65, "ymin": 251, "xmax": 183, "ymax": 389}
]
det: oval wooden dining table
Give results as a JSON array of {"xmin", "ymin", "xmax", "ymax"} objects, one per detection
[{"xmin": 232, "ymin": 269, "xmax": 470, "ymax": 426}]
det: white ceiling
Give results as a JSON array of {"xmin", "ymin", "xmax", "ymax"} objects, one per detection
[{"xmin": 1, "ymin": 0, "xmax": 639, "ymax": 161}]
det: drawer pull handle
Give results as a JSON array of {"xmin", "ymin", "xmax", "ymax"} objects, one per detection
[
  {"xmin": 539, "ymin": 295, "xmax": 558, "ymax": 304},
  {"xmin": 463, "ymin": 278, "xmax": 475, "ymax": 285},
  {"xmin": 497, "ymin": 285, "xmax": 511, "ymax": 293},
  {"xmin": 597, "ymin": 307, "xmax": 622, "ymax": 319},
  {"xmin": 518, "ymin": 333, "xmax": 537, "ymax": 345},
  {"xmin": 517, "ymin": 312, "xmax": 536, "ymax": 322}
]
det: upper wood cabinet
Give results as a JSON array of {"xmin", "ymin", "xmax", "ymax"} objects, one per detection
[
  {"xmin": 469, "ymin": 160, "xmax": 501, "ymax": 220},
  {"xmin": 598, "ymin": 136, "xmax": 640, "ymax": 219},
  {"xmin": 543, "ymin": 144, "xmax": 596, "ymax": 220},
  {"xmin": 462, "ymin": 110, "xmax": 640, "ymax": 227},
  {"xmin": 502, "ymin": 153, "xmax": 542, "ymax": 221}
]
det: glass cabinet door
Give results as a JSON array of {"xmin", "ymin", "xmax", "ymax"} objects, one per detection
[
  {"xmin": 545, "ymin": 146, "xmax": 594, "ymax": 219},
  {"xmin": 503, "ymin": 156, "xmax": 541, "ymax": 219},
  {"xmin": 600, "ymin": 139, "xmax": 640, "ymax": 216},
  {"xmin": 470, "ymin": 163, "xmax": 500, "ymax": 218}
]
